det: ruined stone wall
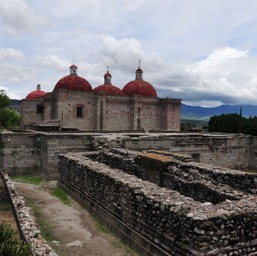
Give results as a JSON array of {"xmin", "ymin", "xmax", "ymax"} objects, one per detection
[
  {"xmin": 123, "ymin": 133, "xmax": 251, "ymax": 169},
  {"xmin": 39, "ymin": 133, "xmax": 93, "ymax": 179},
  {"xmin": 58, "ymin": 152, "xmax": 257, "ymax": 256},
  {"xmin": 0, "ymin": 131, "xmax": 41, "ymax": 175},
  {"xmin": 0, "ymin": 131, "xmax": 93, "ymax": 179}
]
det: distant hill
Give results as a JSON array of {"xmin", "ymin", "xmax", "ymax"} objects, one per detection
[
  {"xmin": 10, "ymin": 99, "xmax": 20, "ymax": 106},
  {"xmin": 182, "ymin": 104, "xmax": 257, "ymax": 120}
]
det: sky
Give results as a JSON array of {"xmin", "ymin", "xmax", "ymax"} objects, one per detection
[{"xmin": 1, "ymin": 0, "xmax": 257, "ymax": 107}]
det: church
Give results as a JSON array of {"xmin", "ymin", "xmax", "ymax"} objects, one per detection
[{"xmin": 20, "ymin": 64, "xmax": 181, "ymax": 132}]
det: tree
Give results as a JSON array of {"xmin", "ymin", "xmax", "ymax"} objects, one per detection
[
  {"xmin": 0, "ymin": 90, "xmax": 20, "ymax": 129},
  {"xmin": 208, "ymin": 113, "xmax": 245, "ymax": 133}
]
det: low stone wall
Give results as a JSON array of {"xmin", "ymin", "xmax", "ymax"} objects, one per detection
[
  {"xmin": 58, "ymin": 152, "xmax": 257, "ymax": 256},
  {"xmin": 0, "ymin": 171, "xmax": 58, "ymax": 256}
]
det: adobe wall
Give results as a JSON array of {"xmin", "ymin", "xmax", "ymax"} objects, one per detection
[{"xmin": 58, "ymin": 151, "xmax": 257, "ymax": 256}]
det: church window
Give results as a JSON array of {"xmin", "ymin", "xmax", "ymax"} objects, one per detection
[
  {"xmin": 37, "ymin": 105, "xmax": 44, "ymax": 114},
  {"xmin": 76, "ymin": 105, "xmax": 84, "ymax": 118}
]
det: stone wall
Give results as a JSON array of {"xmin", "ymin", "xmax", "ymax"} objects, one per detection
[
  {"xmin": 58, "ymin": 152, "xmax": 257, "ymax": 256},
  {"xmin": 1, "ymin": 131, "xmax": 257, "ymax": 180},
  {"xmin": 0, "ymin": 131, "xmax": 93, "ymax": 179},
  {"xmin": 123, "ymin": 133, "xmax": 254, "ymax": 169},
  {"xmin": 0, "ymin": 131, "xmax": 41, "ymax": 175}
]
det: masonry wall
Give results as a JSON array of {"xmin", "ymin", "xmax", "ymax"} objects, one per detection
[
  {"xmin": 58, "ymin": 152, "xmax": 257, "ymax": 256},
  {"xmin": 0, "ymin": 131, "xmax": 93, "ymax": 179},
  {"xmin": 40, "ymin": 133, "xmax": 93, "ymax": 179},
  {"xmin": 56, "ymin": 90, "xmax": 97, "ymax": 130},
  {"xmin": 20, "ymin": 99, "xmax": 45, "ymax": 128},
  {"xmin": 104, "ymin": 96, "xmax": 131, "ymax": 131},
  {"xmin": 0, "ymin": 131, "xmax": 41, "ymax": 175},
  {"xmin": 123, "ymin": 133, "xmax": 252, "ymax": 169}
]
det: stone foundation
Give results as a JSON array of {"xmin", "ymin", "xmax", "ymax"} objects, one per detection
[{"xmin": 58, "ymin": 151, "xmax": 257, "ymax": 256}]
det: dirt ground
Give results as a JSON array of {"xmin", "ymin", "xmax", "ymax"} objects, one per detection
[{"xmin": 0, "ymin": 179, "xmax": 138, "ymax": 256}]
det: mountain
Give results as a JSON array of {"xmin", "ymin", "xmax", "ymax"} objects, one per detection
[{"xmin": 182, "ymin": 104, "xmax": 257, "ymax": 120}]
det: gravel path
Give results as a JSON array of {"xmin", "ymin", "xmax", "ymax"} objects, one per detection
[{"xmin": 14, "ymin": 181, "xmax": 137, "ymax": 256}]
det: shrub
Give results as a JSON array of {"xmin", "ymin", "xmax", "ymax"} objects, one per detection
[{"xmin": 0, "ymin": 222, "xmax": 32, "ymax": 256}]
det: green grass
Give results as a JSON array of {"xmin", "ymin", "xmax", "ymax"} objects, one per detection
[
  {"xmin": 51, "ymin": 188, "xmax": 71, "ymax": 205},
  {"xmin": 11, "ymin": 175, "xmax": 43, "ymax": 185}
]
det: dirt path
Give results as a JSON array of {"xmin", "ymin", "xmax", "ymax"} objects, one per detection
[{"xmin": 14, "ymin": 181, "xmax": 138, "ymax": 256}]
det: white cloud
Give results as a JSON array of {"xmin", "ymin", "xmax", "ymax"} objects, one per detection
[
  {"xmin": 0, "ymin": 48, "xmax": 24, "ymax": 60},
  {"xmin": 0, "ymin": 0, "xmax": 48, "ymax": 35},
  {"xmin": 2, "ymin": 0, "xmax": 257, "ymax": 107}
]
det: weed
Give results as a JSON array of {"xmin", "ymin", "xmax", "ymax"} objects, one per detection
[
  {"xmin": 0, "ymin": 222, "xmax": 32, "ymax": 256},
  {"xmin": 11, "ymin": 175, "xmax": 43, "ymax": 185},
  {"xmin": 51, "ymin": 188, "xmax": 71, "ymax": 205}
]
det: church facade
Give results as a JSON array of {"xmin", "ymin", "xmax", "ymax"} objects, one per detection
[{"xmin": 20, "ymin": 64, "xmax": 181, "ymax": 132}]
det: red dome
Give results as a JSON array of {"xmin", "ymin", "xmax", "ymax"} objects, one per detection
[
  {"xmin": 26, "ymin": 90, "xmax": 46, "ymax": 100},
  {"xmin": 53, "ymin": 75, "xmax": 92, "ymax": 92},
  {"xmin": 123, "ymin": 80, "xmax": 157, "ymax": 97},
  {"xmin": 26, "ymin": 84, "xmax": 46, "ymax": 100},
  {"xmin": 94, "ymin": 84, "xmax": 125, "ymax": 96}
]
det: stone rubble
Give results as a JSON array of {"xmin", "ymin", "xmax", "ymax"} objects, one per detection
[
  {"xmin": 3, "ymin": 172, "xmax": 58, "ymax": 256},
  {"xmin": 58, "ymin": 150, "xmax": 257, "ymax": 256}
]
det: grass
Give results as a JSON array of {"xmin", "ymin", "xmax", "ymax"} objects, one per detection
[
  {"xmin": 51, "ymin": 187, "xmax": 71, "ymax": 206},
  {"xmin": 11, "ymin": 175, "xmax": 43, "ymax": 185},
  {"xmin": 26, "ymin": 199, "xmax": 56, "ymax": 241}
]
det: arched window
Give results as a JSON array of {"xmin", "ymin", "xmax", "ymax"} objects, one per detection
[{"xmin": 76, "ymin": 104, "xmax": 84, "ymax": 118}]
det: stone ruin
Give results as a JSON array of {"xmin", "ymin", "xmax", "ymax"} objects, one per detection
[{"xmin": 58, "ymin": 148, "xmax": 257, "ymax": 256}]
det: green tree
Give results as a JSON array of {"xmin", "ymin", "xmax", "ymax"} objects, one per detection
[
  {"xmin": 0, "ymin": 90, "xmax": 20, "ymax": 129},
  {"xmin": 208, "ymin": 113, "xmax": 245, "ymax": 133}
]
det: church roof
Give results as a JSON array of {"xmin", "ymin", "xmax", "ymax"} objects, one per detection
[
  {"xmin": 53, "ymin": 65, "xmax": 92, "ymax": 92},
  {"xmin": 122, "ymin": 66, "xmax": 157, "ymax": 98},
  {"xmin": 26, "ymin": 84, "xmax": 46, "ymax": 100},
  {"xmin": 94, "ymin": 84, "xmax": 125, "ymax": 95},
  {"xmin": 93, "ymin": 70, "xmax": 125, "ymax": 96},
  {"xmin": 123, "ymin": 80, "xmax": 157, "ymax": 97}
]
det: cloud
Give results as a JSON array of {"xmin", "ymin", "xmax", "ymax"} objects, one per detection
[
  {"xmin": 0, "ymin": 0, "xmax": 48, "ymax": 35},
  {"xmin": 2, "ymin": 0, "xmax": 257, "ymax": 107},
  {"xmin": 157, "ymin": 47, "xmax": 257, "ymax": 106},
  {"xmin": 0, "ymin": 48, "xmax": 24, "ymax": 60}
]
